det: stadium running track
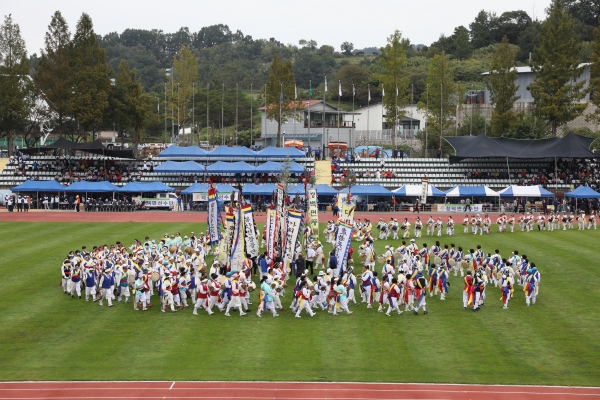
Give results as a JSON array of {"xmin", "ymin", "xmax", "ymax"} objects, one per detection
[
  {"xmin": 0, "ymin": 381, "xmax": 599, "ymax": 400},
  {"xmin": 3, "ymin": 210, "xmax": 600, "ymax": 397},
  {"xmin": 0, "ymin": 210, "xmax": 465, "ymax": 224}
]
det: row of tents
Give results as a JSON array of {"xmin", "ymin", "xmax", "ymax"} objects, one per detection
[
  {"xmin": 157, "ymin": 146, "xmax": 305, "ymax": 158},
  {"xmin": 155, "ymin": 160, "xmax": 306, "ymax": 174},
  {"xmin": 10, "ymin": 180, "xmax": 600, "ymax": 199}
]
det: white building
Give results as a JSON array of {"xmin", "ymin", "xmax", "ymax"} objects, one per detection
[{"xmin": 353, "ymin": 103, "xmax": 423, "ymax": 144}]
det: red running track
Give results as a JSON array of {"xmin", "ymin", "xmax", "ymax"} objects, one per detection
[
  {"xmin": 0, "ymin": 210, "xmax": 466, "ymax": 224},
  {"xmin": 0, "ymin": 381, "xmax": 598, "ymax": 400}
]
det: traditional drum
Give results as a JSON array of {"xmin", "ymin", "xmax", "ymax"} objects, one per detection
[{"xmin": 151, "ymin": 272, "xmax": 160, "ymax": 282}]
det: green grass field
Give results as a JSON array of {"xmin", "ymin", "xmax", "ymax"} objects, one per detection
[{"xmin": 1, "ymin": 221, "xmax": 599, "ymax": 385}]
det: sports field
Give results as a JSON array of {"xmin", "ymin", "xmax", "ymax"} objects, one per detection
[{"xmin": 1, "ymin": 219, "xmax": 599, "ymax": 386}]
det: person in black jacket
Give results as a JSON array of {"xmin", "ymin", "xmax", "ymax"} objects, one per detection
[{"xmin": 295, "ymin": 253, "xmax": 306, "ymax": 276}]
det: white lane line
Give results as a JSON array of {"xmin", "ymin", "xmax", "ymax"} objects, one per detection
[{"xmin": 170, "ymin": 382, "xmax": 175, "ymax": 390}]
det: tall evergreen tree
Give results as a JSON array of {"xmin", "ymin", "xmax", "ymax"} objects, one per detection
[
  {"xmin": 487, "ymin": 36, "xmax": 520, "ymax": 136},
  {"xmin": 587, "ymin": 16, "xmax": 600, "ymax": 124},
  {"xmin": 379, "ymin": 30, "xmax": 409, "ymax": 149},
  {"xmin": 453, "ymin": 26, "xmax": 472, "ymax": 60},
  {"xmin": 417, "ymin": 52, "xmax": 462, "ymax": 153},
  {"xmin": 70, "ymin": 13, "xmax": 111, "ymax": 141},
  {"xmin": 35, "ymin": 11, "xmax": 72, "ymax": 137},
  {"xmin": 266, "ymin": 54, "xmax": 296, "ymax": 147},
  {"xmin": 0, "ymin": 14, "xmax": 32, "ymax": 156},
  {"xmin": 528, "ymin": 0, "xmax": 588, "ymax": 137},
  {"xmin": 115, "ymin": 61, "xmax": 156, "ymax": 158}
]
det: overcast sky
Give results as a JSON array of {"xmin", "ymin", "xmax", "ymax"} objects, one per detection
[{"xmin": 3, "ymin": 0, "xmax": 552, "ymax": 56}]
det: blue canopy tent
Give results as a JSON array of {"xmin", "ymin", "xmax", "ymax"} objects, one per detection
[
  {"xmin": 181, "ymin": 183, "xmax": 236, "ymax": 195},
  {"xmin": 254, "ymin": 161, "xmax": 305, "ymax": 174},
  {"xmin": 64, "ymin": 180, "xmax": 119, "ymax": 193},
  {"xmin": 287, "ymin": 184, "xmax": 338, "ymax": 201},
  {"xmin": 338, "ymin": 184, "xmax": 394, "ymax": 196},
  {"xmin": 255, "ymin": 146, "xmax": 305, "ymax": 158},
  {"xmin": 154, "ymin": 161, "xmax": 204, "ymax": 173},
  {"xmin": 11, "ymin": 180, "xmax": 65, "ymax": 192},
  {"xmin": 393, "ymin": 184, "xmax": 446, "ymax": 197},
  {"xmin": 207, "ymin": 146, "xmax": 256, "ymax": 158},
  {"xmin": 118, "ymin": 181, "xmax": 175, "ymax": 193},
  {"xmin": 242, "ymin": 184, "xmax": 277, "ymax": 196},
  {"xmin": 206, "ymin": 161, "xmax": 255, "ymax": 174},
  {"xmin": 157, "ymin": 145, "xmax": 208, "ymax": 158},
  {"xmin": 563, "ymin": 186, "xmax": 600, "ymax": 199}
]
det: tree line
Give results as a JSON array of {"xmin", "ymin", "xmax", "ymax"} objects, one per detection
[{"xmin": 1, "ymin": 0, "xmax": 599, "ymax": 157}]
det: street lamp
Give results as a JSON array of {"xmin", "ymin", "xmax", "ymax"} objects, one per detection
[{"xmin": 165, "ymin": 68, "xmax": 174, "ymax": 143}]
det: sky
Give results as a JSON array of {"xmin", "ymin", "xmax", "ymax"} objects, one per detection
[{"xmin": 3, "ymin": 0, "xmax": 553, "ymax": 56}]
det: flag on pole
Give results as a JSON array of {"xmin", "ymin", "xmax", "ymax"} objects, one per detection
[
  {"xmin": 338, "ymin": 80, "xmax": 342, "ymax": 97},
  {"xmin": 324, "ymin": 76, "xmax": 328, "ymax": 92},
  {"xmin": 353, "ymin": 83, "xmax": 355, "ymax": 97},
  {"xmin": 309, "ymin": 80, "xmax": 312, "ymax": 97},
  {"xmin": 279, "ymin": 85, "xmax": 283, "ymax": 103},
  {"xmin": 382, "ymin": 85, "xmax": 385, "ymax": 97},
  {"xmin": 396, "ymin": 84, "xmax": 398, "ymax": 97},
  {"xmin": 368, "ymin": 86, "xmax": 371, "ymax": 102},
  {"xmin": 295, "ymin": 84, "xmax": 297, "ymax": 100}
]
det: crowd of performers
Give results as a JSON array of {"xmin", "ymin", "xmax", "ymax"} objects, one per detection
[
  {"xmin": 350, "ymin": 210, "xmax": 597, "ymax": 241},
  {"xmin": 59, "ymin": 226, "xmax": 544, "ymax": 317}
]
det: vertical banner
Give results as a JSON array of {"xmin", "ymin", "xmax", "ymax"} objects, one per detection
[
  {"xmin": 333, "ymin": 220, "xmax": 353, "ymax": 273},
  {"xmin": 225, "ymin": 212, "xmax": 236, "ymax": 258},
  {"xmin": 229, "ymin": 207, "xmax": 244, "ymax": 271},
  {"xmin": 336, "ymin": 193, "xmax": 347, "ymax": 209},
  {"xmin": 421, "ymin": 176, "xmax": 429, "ymax": 205},
  {"xmin": 307, "ymin": 188, "xmax": 319, "ymax": 234},
  {"xmin": 275, "ymin": 183, "xmax": 285, "ymax": 214},
  {"xmin": 207, "ymin": 187, "xmax": 219, "ymax": 245},
  {"xmin": 266, "ymin": 209, "xmax": 277, "ymax": 260},
  {"xmin": 242, "ymin": 204, "xmax": 259, "ymax": 258},
  {"xmin": 340, "ymin": 197, "xmax": 356, "ymax": 222},
  {"xmin": 283, "ymin": 210, "xmax": 303, "ymax": 266}
]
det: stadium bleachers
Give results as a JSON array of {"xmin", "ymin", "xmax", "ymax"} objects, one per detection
[
  {"xmin": 331, "ymin": 158, "xmax": 578, "ymax": 191},
  {"xmin": 0, "ymin": 154, "xmax": 316, "ymax": 190}
]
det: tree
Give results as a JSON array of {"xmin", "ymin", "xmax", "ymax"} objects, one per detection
[
  {"xmin": 469, "ymin": 10, "xmax": 497, "ymax": 49},
  {"xmin": 0, "ymin": 14, "xmax": 32, "ymax": 156},
  {"xmin": 379, "ymin": 30, "xmax": 409, "ymax": 148},
  {"xmin": 453, "ymin": 26, "xmax": 472, "ymax": 60},
  {"xmin": 496, "ymin": 10, "xmax": 532, "ymax": 44},
  {"xmin": 487, "ymin": 36, "xmax": 520, "ymax": 136},
  {"xmin": 335, "ymin": 64, "xmax": 369, "ymax": 101},
  {"xmin": 35, "ymin": 11, "xmax": 72, "ymax": 137},
  {"xmin": 266, "ymin": 54, "xmax": 296, "ymax": 147},
  {"xmin": 528, "ymin": 0, "xmax": 588, "ymax": 137},
  {"xmin": 587, "ymin": 17, "xmax": 600, "ymax": 125},
  {"xmin": 70, "ymin": 13, "xmax": 111, "ymax": 141},
  {"xmin": 417, "ymin": 52, "xmax": 462, "ymax": 153},
  {"xmin": 341, "ymin": 41, "xmax": 354, "ymax": 55},
  {"xmin": 167, "ymin": 44, "xmax": 197, "ymax": 140},
  {"xmin": 115, "ymin": 61, "xmax": 156, "ymax": 158}
]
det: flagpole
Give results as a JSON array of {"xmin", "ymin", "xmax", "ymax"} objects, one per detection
[
  {"xmin": 352, "ymin": 83, "xmax": 355, "ymax": 150},
  {"xmin": 250, "ymin": 83, "xmax": 253, "ymax": 147},
  {"xmin": 367, "ymin": 84, "xmax": 370, "ymax": 146},
  {"xmin": 395, "ymin": 84, "xmax": 398, "ymax": 152},
  {"xmin": 294, "ymin": 84, "xmax": 297, "ymax": 143},
  {"xmin": 279, "ymin": 82, "xmax": 282, "ymax": 148},
  {"xmin": 337, "ymin": 80, "xmax": 341, "ymax": 157},
  {"xmin": 323, "ymin": 76, "xmax": 326, "ymax": 159},
  {"xmin": 381, "ymin": 85, "xmax": 384, "ymax": 143},
  {"xmin": 308, "ymin": 80, "xmax": 311, "ymax": 153}
]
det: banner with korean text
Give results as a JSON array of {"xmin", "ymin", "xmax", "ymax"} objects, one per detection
[
  {"xmin": 283, "ymin": 210, "xmax": 303, "ymax": 266},
  {"xmin": 207, "ymin": 187, "xmax": 219, "ymax": 245},
  {"xmin": 307, "ymin": 188, "xmax": 319, "ymax": 234},
  {"xmin": 242, "ymin": 204, "xmax": 259, "ymax": 258},
  {"xmin": 266, "ymin": 209, "xmax": 277, "ymax": 260},
  {"xmin": 333, "ymin": 220, "xmax": 353, "ymax": 274}
]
